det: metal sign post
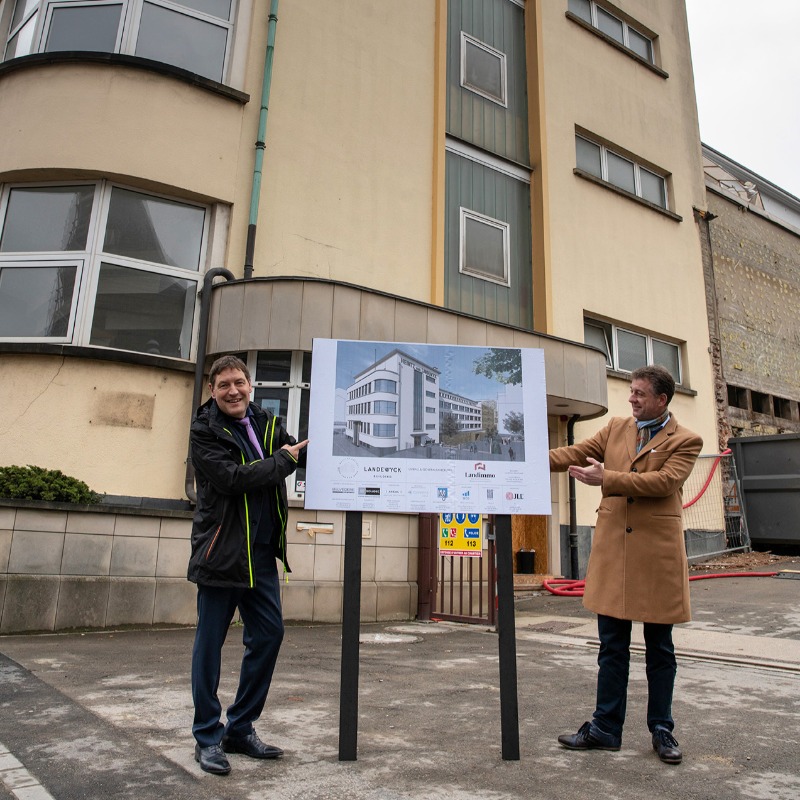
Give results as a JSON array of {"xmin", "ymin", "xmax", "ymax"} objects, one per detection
[
  {"xmin": 338, "ymin": 510, "xmax": 520, "ymax": 761},
  {"xmin": 338, "ymin": 510, "xmax": 363, "ymax": 761},
  {"xmin": 494, "ymin": 514, "xmax": 520, "ymax": 760}
]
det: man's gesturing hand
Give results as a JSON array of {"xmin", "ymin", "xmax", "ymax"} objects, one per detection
[
  {"xmin": 568, "ymin": 457, "xmax": 604, "ymax": 486},
  {"xmin": 281, "ymin": 439, "xmax": 309, "ymax": 461}
]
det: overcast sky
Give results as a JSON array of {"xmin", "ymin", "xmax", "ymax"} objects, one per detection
[{"xmin": 685, "ymin": 0, "xmax": 800, "ymax": 199}]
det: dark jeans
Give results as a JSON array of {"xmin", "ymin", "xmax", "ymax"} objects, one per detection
[
  {"xmin": 191, "ymin": 545, "xmax": 284, "ymax": 747},
  {"xmin": 592, "ymin": 614, "xmax": 676, "ymax": 740}
]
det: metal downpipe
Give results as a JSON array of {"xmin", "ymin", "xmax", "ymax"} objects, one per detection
[
  {"xmin": 184, "ymin": 267, "xmax": 235, "ymax": 503},
  {"xmin": 244, "ymin": 0, "xmax": 279, "ymax": 278},
  {"xmin": 567, "ymin": 414, "xmax": 581, "ymax": 580}
]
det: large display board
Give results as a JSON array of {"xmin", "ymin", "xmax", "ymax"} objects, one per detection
[{"xmin": 304, "ymin": 339, "xmax": 550, "ymax": 515}]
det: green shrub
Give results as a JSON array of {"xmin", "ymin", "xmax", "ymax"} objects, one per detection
[{"xmin": 0, "ymin": 465, "xmax": 101, "ymax": 504}]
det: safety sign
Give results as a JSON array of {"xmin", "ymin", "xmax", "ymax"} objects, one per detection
[{"xmin": 439, "ymin": 512, "xmax": 483, "ymax": 557}]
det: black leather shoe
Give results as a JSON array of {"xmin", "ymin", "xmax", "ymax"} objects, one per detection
[
  {"xmin": 194, "ymin": 743, "xmax": 231, "ymax": 775},
  {"xmin": 652, "ymin": 727, "xmax": 682, "ymax": 764},
  {"xmin": 558, "ymin": 721, "xmax": 621, "ymax": 751},
  {"xmin": 222, "ymin": 731, "xmax": 284, "ymax": 759}
]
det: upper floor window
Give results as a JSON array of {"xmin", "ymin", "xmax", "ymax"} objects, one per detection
[
  {"xmin": 584, "ymin": 316, "xmax": 682, "ymax": 383},
  {"xmin": 4, "ymin": 0, "xmax": 236, "ymax": 83},
  {"xmin": 459, "ymin": 207, "xmax": 510, "ymax": 287},
  {"xmin": 0, "ymin": 180, "xmax": 209, "ymax": 358},
  {"xmin": 460, "ymin": 31, "xmax": 507, "ymax": 107},
  {"xmin": 576, "ymin": 134, "xmax": 668, "ymax": 210},
  {"xmin": 567, "ymin": 0, "xmax": 654, "ymax": 65}
]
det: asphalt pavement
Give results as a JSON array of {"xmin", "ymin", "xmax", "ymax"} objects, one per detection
[{"xmin": 1, "ymin": 560, "xmax": 798, "ymax": 800}]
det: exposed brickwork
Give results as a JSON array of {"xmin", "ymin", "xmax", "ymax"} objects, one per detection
[
  {"xmin": 695, "ymin": 208, "xmax": 730, "ymax": 451},
  {"xmin": 700, "ymin": 190, "xmax": 800, "ymax": 443}
]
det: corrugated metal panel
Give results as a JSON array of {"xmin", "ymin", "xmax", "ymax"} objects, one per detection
[
  {"xmin": 447, "ymin": 0, "xmax": 529, "ymax": 166},
  {"xmin": 729, "ymin": 433, "xmax": 800, "ymax": 547},
  {"xmin": 445, "ymin": 150, "xmax": 533, "ymax": 329}
]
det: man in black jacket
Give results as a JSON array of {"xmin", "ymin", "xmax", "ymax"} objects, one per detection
[{"xmin": 188, "ymin": 355, "xmax": 307, "ymax": 775}]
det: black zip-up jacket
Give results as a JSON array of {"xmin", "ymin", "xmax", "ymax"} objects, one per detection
[{"xmin": 187, "ymin": 398, "xmax": 304, "ymax": 588}]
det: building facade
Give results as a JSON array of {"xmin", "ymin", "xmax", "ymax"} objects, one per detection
[
  {"xmin": 345, "ymin": 349, "xmax": 441, "ymax": 454},
  {"xmin": 697, "ymin": 144, "xmax": 800, "ymax": 448},
  {"xmin": 0, "ymin": 0, "xmax": 717, "ymax": 631}
]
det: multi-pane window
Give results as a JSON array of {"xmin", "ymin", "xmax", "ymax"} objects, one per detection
[
  {"xmin": 245, "ymin": 350, "xmax": 310, "ymax": 500},
  {"xmin": 576, "ymin": 135, "xmax": 668, "ymax": 209},
  {"xmin": 251, "ymin": 350, "xmax": 311, "ymax": 442},
  {"xmin": 568, "ymin": 0, "xmax": 654, "ymax": 64},
  {"xmin": 460, "ymin": 31, "xmax": 507, "ymax": 107},
  {"xmin": 4, "ymin": 0, "xmax": 236, "ymax": 84},
  {"xmin": 584, "ymin": 317, "xmax": 682, "ymax": 382},
  {"xmin": 459, "ymin": 207, "xmax": 510, "ymax": 286},
  {"xmin": 0, "ymin": 181, "xmax": 208, "ymax": 358}
]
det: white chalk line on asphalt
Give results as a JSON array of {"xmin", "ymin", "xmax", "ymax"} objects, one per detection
[{"xmin": 0, "ymin": 743, "xmax": 56, "ymax": 800}]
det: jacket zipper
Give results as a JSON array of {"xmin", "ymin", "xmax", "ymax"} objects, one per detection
[
  {"xmin": 223, "ymin": 425, "xmax": 255, "ymax": 588},
  {"xmin": 267, "ymin": 418, "xmax": 290, "ymax": 582}
]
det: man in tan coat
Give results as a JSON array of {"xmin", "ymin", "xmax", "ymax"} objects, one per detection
[{"xmin": 550, "ymin": 365, "xmax": 702, "ymax": 765}]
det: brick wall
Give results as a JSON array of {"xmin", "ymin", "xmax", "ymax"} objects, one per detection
[{"xmin": 700, "ymin": 190, "xmax": 800, "ymax": 441}]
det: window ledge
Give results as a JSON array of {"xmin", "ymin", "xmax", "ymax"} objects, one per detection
[
  {"xmin": 565, "ymin": 12, "xmax": 669, "ymax": 78},
  {"xmin": 607, "ymin": 367, "xmax": 697, "ymax": 397},
  {"xmin": 574, "ymin": 168, "xmax": 682, "ymax": 222},
  {"xmin": 0, "ymin": 342, "xmax": 196, "ymax": 373},
  {"xmin": 0, "ymin": 52, "xmax": 249, "ymax": 103}
]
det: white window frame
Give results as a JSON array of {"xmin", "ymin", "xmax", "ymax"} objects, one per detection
[
  {"xmin": 0, "ymin": 258, "xmax": 84, "ymax": 342},
  {"xmin": 0, "ymin": 178, "xmax": 210, "ymax": 358},
  {"xmin": 569, "ymin": 0, "xmax": 655, "ymax": 64},
  {"xmin": 584, "ymin": 317, "xmax": 683, "ymax": 383},
  {"xmin": 246, "ymin": 350, "xmax": 310, "ymax": 502},
  {"xmin": 459, "ymin": 207, "xmax": 511, "ymax": 287},
  {"xmin": 4, "ymin": 0, "xmax": 237, "ymax": 84},
  {"xmin": 40, "ymin": 0, "xmax": 128, "ymax": 53},
  {"xmin": 575, "ymin": 134, "xmax": 669, "ymax": 209},
  {"xmin": 460, "ymin": 31, "xmax": 508, "ymax": 107}
]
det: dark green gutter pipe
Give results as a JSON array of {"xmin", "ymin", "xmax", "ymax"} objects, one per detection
[
  {"xmin": 185, "ymin": 267, "xmax": 235, "ymax": 503},
  {"xmin": 567, "ymin": 414, "xmax": 581, "ymax": 579},
  {"xmin": 244, "ymin": 0, "xmax": 279, "ymax": 278}
]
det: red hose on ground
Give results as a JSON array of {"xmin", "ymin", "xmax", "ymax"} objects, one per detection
[{"xmin": 543, "ymin": 571, "xmax": 779, "ymax": 597}]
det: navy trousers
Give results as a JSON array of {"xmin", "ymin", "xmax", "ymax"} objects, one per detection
[
  {"xmin": 592, "ymin": 614, "xmax": 677, "ymax": 740},
  {"xmin": 191, "ymin": 545, "xmax": 284, "ymax": 747}
]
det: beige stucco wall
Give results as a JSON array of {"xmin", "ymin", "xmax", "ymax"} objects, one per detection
[
  {"xmin": 232, "ymin": 0, "xmax": 436, "ymax": 301},
  {"xmin": 538, "ymin": 0, "xmax": 717, "ymax": 527},
  {"xmin": 0, "ymin": 63, "xmax": 245, "ymax": 203},
  {"xmin": 0, "ymin": 356, "xmax": 193, "ymax": 498}
]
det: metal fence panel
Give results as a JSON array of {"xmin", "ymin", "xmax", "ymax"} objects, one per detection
[{"xmin": 682, "ymin": 453, "xmax": 751, "ymax": 563}]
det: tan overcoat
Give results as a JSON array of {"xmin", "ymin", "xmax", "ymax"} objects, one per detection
[{"xmin": 550, "ymin": 415, "xmax": 702, "ymax": 624}]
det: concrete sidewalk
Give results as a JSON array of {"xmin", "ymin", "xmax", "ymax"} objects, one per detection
[{"xmin": 1, "ymin": 561, "xmax": 798, "ymax": 800}]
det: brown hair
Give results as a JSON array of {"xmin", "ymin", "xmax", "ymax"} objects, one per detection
[
  {"xmin": 631, "ymin": 365, "xmax": 675, "ymax": 404},
  {"xmin": 209, "ymin": 355, "xmax": 251, "ymax": 387}
]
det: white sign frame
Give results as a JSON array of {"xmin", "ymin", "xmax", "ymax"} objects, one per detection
[{"xmin": 304, "ymin": 339, "xmax": 550, "ymax": 515}]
